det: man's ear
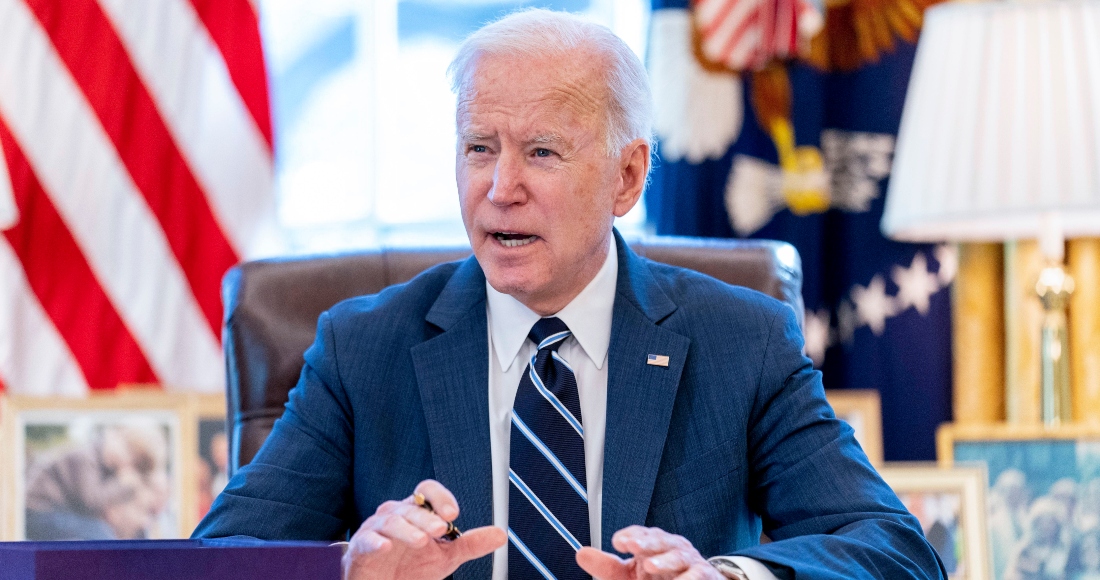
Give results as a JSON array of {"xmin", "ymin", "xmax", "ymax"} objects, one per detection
[{"xmin": 613, "ymin": 138, "xmax": 650, "ymax": 218}]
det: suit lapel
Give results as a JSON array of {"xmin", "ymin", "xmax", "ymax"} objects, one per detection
[
  {"xmin": 409, "ymin": 238, "xmax": 692, "ymax": 572},
  {"xmin": 411, "ymin": 257, "xmax": 494, "ymax": 580},
  {"xmin": 601, "ymin": 236, "xmax": 690, "ymax": 553}
]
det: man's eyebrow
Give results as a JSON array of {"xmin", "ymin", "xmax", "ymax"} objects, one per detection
[
  {"xmin": 459, "ymin": 131, "xmax": 492, "ymax": 142},
  {"xmin": 529, "ymin": 133, "xmax": 563, "ymax": 145}
]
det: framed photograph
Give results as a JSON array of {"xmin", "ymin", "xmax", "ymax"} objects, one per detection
[
  {"xmin": 938, "ymin": 423, "xmax": 1100, "ymax": 580},
  {"xmin": 0, "ymin": 396, "xmax": 8, "ymax": 541},
  {"xmin": 826, "ymin": 389, "xmax": 884, "ymax": 465},
  {"xmin": 183, "ymin": 394, "xmax": 228, "ymax": 533},
  {"xmin": 879, "ymin": 463, "xmax": 989, "ymax": 580},
  {"xmin": 0, "ymin": 393, "xmax": 188, "ymax": 541}
]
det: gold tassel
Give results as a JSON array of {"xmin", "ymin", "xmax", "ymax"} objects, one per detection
[{"xmin": 751, "ymin": 65, "xmax": 830, "ymax": 214}]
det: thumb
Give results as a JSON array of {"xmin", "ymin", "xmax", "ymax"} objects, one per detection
[
  {"xmin": 448, "ymin": 525, "xmax": 507, "ymax": 563},
  {"xmin": 576, "ymin": 546, "xmax": 633, "ymax": 580}
]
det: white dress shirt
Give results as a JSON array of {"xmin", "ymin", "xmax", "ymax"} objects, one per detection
[{"xmin": 484, "ymin": 239, "xmax": 775, "ymax": 580}]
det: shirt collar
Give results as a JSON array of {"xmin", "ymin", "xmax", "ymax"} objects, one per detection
[{"xmin": 486, "ymin": 238, "xmax": 618, "ymax": 372}]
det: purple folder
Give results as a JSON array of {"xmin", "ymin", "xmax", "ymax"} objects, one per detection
[{"xmin": 0, "ymin": 539, "xmax": 342, "ymax": 580}]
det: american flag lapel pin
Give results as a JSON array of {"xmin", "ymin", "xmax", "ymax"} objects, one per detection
[{"xmin": 647, "ymin": 354, "xmax": 670, "ymax": 367}]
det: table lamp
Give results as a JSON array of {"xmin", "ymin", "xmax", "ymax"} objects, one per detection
[{"xmin": 882, "ymin": 0, "xmax": 1100, "ymax": 425}]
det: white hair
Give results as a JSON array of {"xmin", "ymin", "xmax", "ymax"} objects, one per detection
[{"xmin": 447, "ymin": 8, "xmax": 653, "ymax": 156}]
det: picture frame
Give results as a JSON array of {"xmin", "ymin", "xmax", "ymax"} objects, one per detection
[
  {"xmin": 938, "ymin": 422, "xmax": 1100, "ymax": 580},
  {"xmin": 0, "ymin": 392, "xmax": 189, "ymax": 541},
  {"xmin": 184, "ymin": 394, "xmax": 228, "ymax": 533},
  {"xmin": 879, "ymin": 463, "xmax": 989, "ymax": 580},
  {"xmin": 825, "ymin": 389, "xmax": 884, "ymax": 466},
  {"xmin": 0, "ymin": 396, "xmax": 9, "ymax": 541}
]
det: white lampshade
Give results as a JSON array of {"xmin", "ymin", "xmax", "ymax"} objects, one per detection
[{"xmin": 882, "ymin": 0, "xmax": 1100, "ymax": 244}]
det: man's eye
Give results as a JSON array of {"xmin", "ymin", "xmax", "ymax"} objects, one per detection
[
  {"xmin": 469, "ymin": 145, "xmax": 488, "ymax": 154},
  {"xmin": 534, "ymin": 148, "xmax": 553, "ymax": 157}
]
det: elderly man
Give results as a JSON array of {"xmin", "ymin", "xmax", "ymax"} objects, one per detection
[{"xmin": 195, "ymin": 9, "xmax": 944, "ymax": 580}]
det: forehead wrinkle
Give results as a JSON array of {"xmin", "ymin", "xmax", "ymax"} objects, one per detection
[
  {"xmin": 456, "ymin": 54, "xmax": 611, "ymax": 148},
  {"xmin": 546, "ymin": 81, "xmax": 604, "ymax": 122}
]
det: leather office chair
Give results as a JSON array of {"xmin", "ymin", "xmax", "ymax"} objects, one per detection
[{"xmin": 221, "ymin": 236, "xmax": 804, "ymax": 475}]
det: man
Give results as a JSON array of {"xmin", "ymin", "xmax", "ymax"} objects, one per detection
[{"xmin": 195, "ymin": 9, "xmax": 945, "ymax": 580}]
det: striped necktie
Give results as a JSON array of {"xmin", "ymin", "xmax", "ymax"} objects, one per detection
[{"xmin": 508, "ymin": 317, "xmax": 590, "ymax": 580}]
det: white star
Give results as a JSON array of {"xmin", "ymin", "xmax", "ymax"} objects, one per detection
[
  {"xmin": 802, "ymin": 308, "xmax": 832, "ymax": 367},
  {"xmin": 850, "ymin": 275, "xmax": 897, "ymax": 336},
  {"xmin": 892, "ymin": 253, "xmax": 941, "ymax": 316},
  {"xmin": 935, "ymin": 244, "xmax": 958, "ymax": 285}
]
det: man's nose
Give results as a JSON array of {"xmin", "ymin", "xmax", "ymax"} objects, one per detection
[{"xmin": 487, "ymin": 151, "xmax": 527, "ymax": 206}]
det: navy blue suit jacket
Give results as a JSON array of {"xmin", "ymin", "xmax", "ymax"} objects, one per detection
[{"xmin": 195, "ymin": 235, "xmax": 945, "ymax": 579}]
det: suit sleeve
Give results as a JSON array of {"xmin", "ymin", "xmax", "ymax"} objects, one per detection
[
  {"xmin": 731, "ymin": 304, "xmax": 948, "ymax": 580},
  {"xmin": 192, "ymin": 310, "xmax": 356, "ymax": 541}
]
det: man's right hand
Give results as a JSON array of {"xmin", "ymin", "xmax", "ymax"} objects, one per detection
[{"xmin": 342, "ymin": 480, "xmax": 506, "ymax": 580}]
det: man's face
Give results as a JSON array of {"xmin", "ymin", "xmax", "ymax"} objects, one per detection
[{"xmin": 456, "ymin": 51, "xmax": 645, "ymax": 315}]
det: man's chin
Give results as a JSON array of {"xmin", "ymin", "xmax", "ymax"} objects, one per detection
[{"xmin": 483, "ymin": 272, "xmax": 540, "ymax": 299}]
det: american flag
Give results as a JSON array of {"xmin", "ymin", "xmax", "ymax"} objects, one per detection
[
  {"xmin": 692, "ymin": 0, "xmax": 822, "ymax": 71},
  {"xmin": 648, "ymin": 1, "xmax": 952, "ymax": 461},
  {"xmin": 0, "ymin": 0, "xmax": 278, "ymax": 395}
]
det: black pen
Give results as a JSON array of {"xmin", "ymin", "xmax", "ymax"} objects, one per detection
[{"xmin": 413, "ymin": 492, "xmax": 462, "ymax": 541}]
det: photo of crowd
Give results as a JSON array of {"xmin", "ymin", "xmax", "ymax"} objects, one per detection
[
  {"xmin": 19, "ymin": 412, "xmax": 180, "ymax": 541},
  {"xmin": 956, "ymin": 439, "xmax": 1100, "ymax": 580}
]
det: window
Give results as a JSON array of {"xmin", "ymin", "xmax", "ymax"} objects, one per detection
[{"xmin": 260, "ymin": 0, "xmax": 651, "ymax": 254}]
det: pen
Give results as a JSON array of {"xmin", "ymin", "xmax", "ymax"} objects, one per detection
[{"xmin": 413, "ymin": 492, "xmax": 462, "ymax": 541}]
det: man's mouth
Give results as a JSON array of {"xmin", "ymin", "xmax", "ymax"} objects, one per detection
[{"xmin": 492, "ymin": 232, "xmax": 538, "ymax": 248}]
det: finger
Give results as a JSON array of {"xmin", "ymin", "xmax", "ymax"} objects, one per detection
[
  {"xmin": 674, "ymin": 563, "xmax": 719, "ymax": 580},
  {"xmin": 369, "ymin": 512, "xmax": 433, "ymax": 548},
  {"xmin": 642, "ymin": 549, "xmax": 690, "ymax": 576},
  {"xmin": 391, "ymin": 500, "xmax": 451, "ymax": 538},
  {"xmin": 446, "ymin": 525, "xmax": 507, "ymax": 563},
  {"xmin": 345, "ymin": 529, "xmax": 393, "ymax": 561},
  {"xmin": 413, "ymin": 479, "xmax": 460, "ymax": 521},
  {"xmin": 374, "ymin": 499, "xmax": 405, "ymax": 515},
  {"xmin": 610, "ymin": 525, "xmax": 651, "ymax": 554},
  {"xmin": 613, "ymin": 526, "xmax": 680, "ymax": 557},
  {"xmin": 576, "ymin": 546, "xmax": 635, "ymax": 580}
]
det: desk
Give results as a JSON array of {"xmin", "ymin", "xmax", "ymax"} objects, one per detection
[{"xmin": 0, "ymin": 539, "xmax": 341, "ymax": 580}]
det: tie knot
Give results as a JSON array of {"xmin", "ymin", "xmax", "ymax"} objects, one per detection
[{"xmin": 528, "ymin": 317, "xmax": 571, "ymax": 351}]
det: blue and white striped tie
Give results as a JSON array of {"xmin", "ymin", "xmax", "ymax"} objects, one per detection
[{"xmin": 508, "ymin": 317, "xmax": 590, "ymax": 580}]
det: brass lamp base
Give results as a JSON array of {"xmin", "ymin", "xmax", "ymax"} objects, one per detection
[{"xmin": 1036, "ymin": 263, "xmax": 1075, "ymax": 425}]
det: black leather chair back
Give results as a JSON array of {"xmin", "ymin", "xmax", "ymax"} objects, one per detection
[{"xmin": 222, "ymin": 236, "xmax": 803, "ymax": 474}]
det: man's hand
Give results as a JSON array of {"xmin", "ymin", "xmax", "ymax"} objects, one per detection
[
  {"xmin": 576, "ymin": 526, "xmax": 724, "ymax": 580},
  {"xmin": 342, "ymin": 480, "xmax": 506, "ymax": 580}
]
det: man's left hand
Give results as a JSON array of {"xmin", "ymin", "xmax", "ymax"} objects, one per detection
[{"xmin": 576, "ymin": 526, "xmax": 724, "ymax": 579}]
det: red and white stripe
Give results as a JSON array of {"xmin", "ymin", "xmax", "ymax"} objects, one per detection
[
  {"xmin": 693, "ymin": 0, "xmax": 822, "ymax": 71},
  {"xmin": 0, "ymin": 0, "xmax": 276, "ymax": 395}
]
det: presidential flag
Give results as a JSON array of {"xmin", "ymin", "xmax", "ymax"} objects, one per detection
[
  {"xmin": 647, "ymin": 0, "xmax": 951, "ymax": 460},
  {"xmin": 0, "ymin": 0, "xmax": 279, "ymax": 395}
]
